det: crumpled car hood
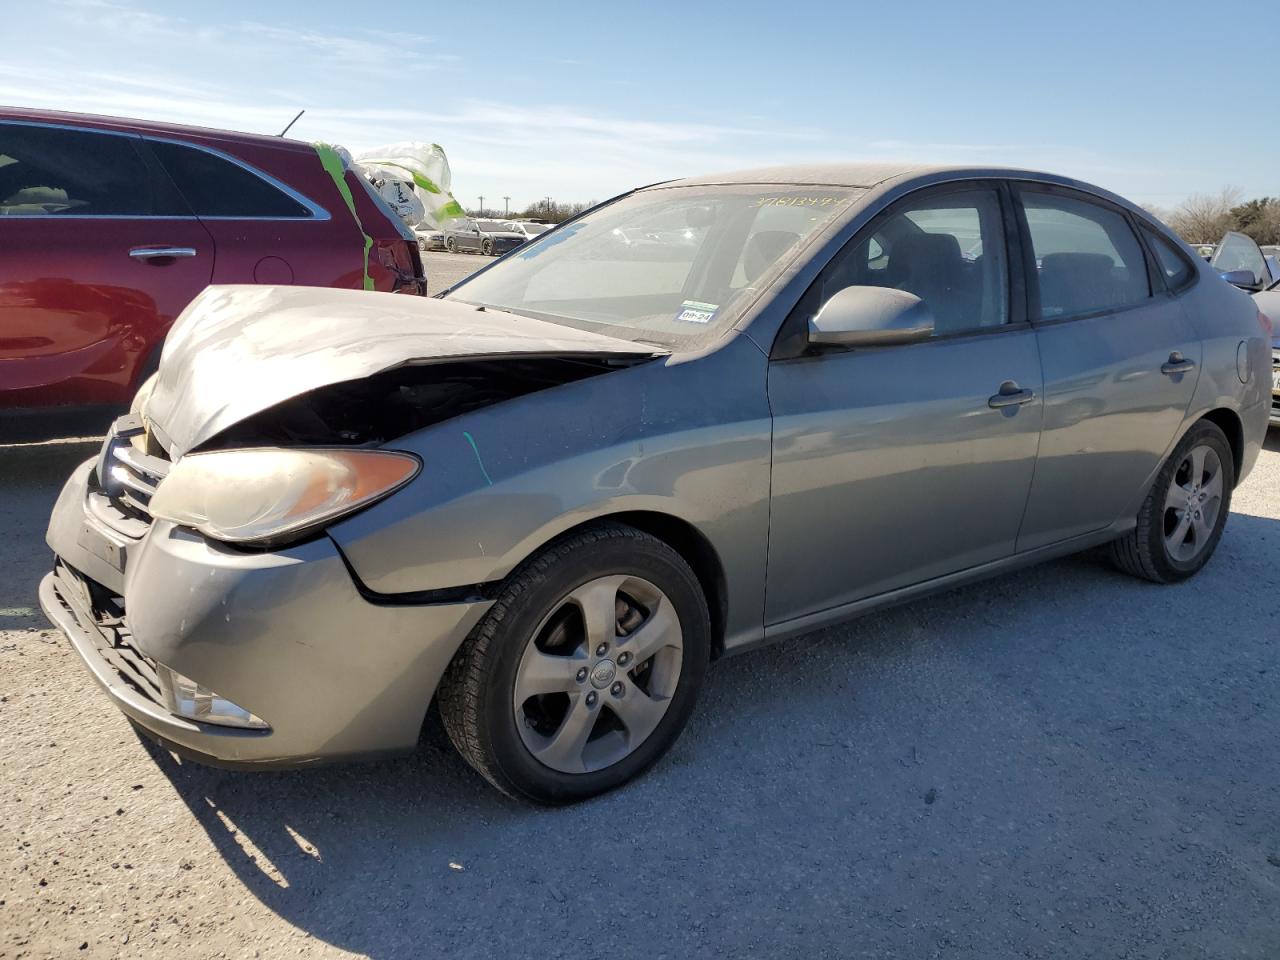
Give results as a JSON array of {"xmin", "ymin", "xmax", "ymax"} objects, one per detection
[{"xmin": 146, "ymin": 285, "xmax": 664, "ymax": 457}]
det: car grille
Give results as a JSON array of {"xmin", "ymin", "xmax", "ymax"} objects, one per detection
[
  {"xmin": 88, "ymin": 414, "xmax": 170, "ymax": 539},
  {"xmin": 48, "ymin": 560, "xmax": 165, "ymax": 709}
]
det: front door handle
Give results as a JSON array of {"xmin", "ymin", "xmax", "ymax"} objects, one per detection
[
  {"xmin": 1160, "ymin": 352, "xmax": 1196, "ymax": 376},
  {"xmin": 988, "ymin": 380, "xmax": 1036, "ymax": 409},
  {"xmin": 129, "ymin": 246, "xmax": 197, "ymax": 261}
]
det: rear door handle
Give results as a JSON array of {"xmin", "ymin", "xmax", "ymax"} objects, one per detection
[
  {"xmin": 129, "ymin": 246, "xmax": 197, "ymax": 261},
  {"xmin": 988, "ymin": 381, "xmax": 1036, "ymax": 409},
  {"xmin": 1160, "ymin": 352, "xmax": 1196, "ymax": 376}
]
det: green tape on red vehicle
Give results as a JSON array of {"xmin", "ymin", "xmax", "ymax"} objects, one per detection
[{"xmin": 312, "ymin": 142, "xmax": 375, "ymax": 291}]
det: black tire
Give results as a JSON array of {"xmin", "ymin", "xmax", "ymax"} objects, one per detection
[
  {"xmin": 438, "ymin": 523, "xmax": 710, "ymax": 804},
  {"xmin": 482, "ymin": 239, "xmax": 494, "ymax": 256},
  {"xmin": 445, "ymin": 237, "xmax": 455, "ymax": 253},
  {"xmin": 1109, "ymin": 419, "xmax": 1234, "ymax": 583}
]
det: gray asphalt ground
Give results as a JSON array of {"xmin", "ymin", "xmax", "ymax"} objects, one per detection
[{"xmin": 2, "ymin": 263, "xmax": 1278, "ymax": 957}]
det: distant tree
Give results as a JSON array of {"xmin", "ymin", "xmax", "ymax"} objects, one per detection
[
  {"xmin": 1229, "ymin": 197, "xmax": 1280, "ymax": 246},
  {"xmin": 1166, "ymin": 187, "xmax": 1242, "ymax": 244},
  {"xmin": 1139, "ymin": 202, "xmax": 1173, "ymax": 225},
  {"xmin": 517, "ymin": 199, "xmax": 596, "ymax": 223}
]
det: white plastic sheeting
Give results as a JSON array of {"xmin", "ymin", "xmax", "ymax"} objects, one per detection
[{"xmin": 353, "ymin": 142, "xmax": 467, "ymax": 230}]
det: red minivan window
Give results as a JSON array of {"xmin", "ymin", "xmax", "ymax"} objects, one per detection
[{"xmin": 147, "ymin": 140, "xmax": 315, "ymax": 219}]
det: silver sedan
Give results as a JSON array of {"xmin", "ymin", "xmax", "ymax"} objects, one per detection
[{"xmin": 41, "ymin": 163, "xmax": 1271, "ymax": 803}]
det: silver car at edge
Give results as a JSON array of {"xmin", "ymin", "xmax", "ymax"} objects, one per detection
[{"xmin": 40, "ymin": 164, "xmax": 1272, "ymax": 804}]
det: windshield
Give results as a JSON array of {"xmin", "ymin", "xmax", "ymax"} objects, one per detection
[
  {"xmin": 478, "ymin": 221, "xmax": 511, "ymax": 233},
  {"xmin": 446, "ymin": 185, "xmax": 860, "ymax": 347}
]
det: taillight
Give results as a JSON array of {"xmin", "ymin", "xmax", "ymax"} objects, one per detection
[{"xmin": 1258, "ymin": 308, "xmax": 1273, "ymax": 336}]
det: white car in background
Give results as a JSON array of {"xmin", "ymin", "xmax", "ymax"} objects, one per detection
[
  {"xmin": 504, "ymin": 221, "xmax": 553, "ymax": 241},
  {"xmin": 414, "ymin": 226, "xmax": 446, "ymax": 252}
]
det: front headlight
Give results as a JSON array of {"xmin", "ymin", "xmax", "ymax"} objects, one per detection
[
  {"xmin": 149, "ymin": 447, "xmax": 420, "ymax": 545},
  {"xmin": 130, "ymin": 372, "xmax": 158, "ymax": 418}
]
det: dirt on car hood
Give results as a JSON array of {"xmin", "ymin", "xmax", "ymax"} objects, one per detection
[{"xmin": 145, "ymin": 285, "xmax": 664, "ymax": 457}]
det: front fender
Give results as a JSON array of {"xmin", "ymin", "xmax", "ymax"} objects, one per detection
[{"xmin": 327, "ymin": 335, "xmax": 772, "ymax": 649}]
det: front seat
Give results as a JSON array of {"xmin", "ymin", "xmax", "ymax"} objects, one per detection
[{"xmin": 886, "ymin": 232, "xmax": 969, "ymax": 332}]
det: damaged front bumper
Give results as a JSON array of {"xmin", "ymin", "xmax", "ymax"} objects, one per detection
[{"xmin": 39, "ymin": 457, "xmax": 492, "ymax": 768}]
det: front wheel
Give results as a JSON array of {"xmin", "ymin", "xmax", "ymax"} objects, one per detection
[
  {"xmin": 438, "ymin": 523, "xmax": 710, "ymax": 804},
  {"xmin": 1109, "ymin": 419, "xmax": 1234, "ymax": 583},
  {"xmin": 445, "ymin": 237, "xmax": 455, "ymax": 253}
]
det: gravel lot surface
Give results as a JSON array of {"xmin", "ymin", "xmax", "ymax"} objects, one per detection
[
  {"xmin": 2, "ymin": 371, "xmax": 1278, "ymax": 954},
  {"xmin": 422, "ymin": 248, "xmax": 488, "ymax": 295}
]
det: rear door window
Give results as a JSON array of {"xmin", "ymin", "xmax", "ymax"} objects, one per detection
[
  {"xmin": 1142, "ymin": 226, "xmax": 1195, "ymax": 291},
  {"xmin": 147, "ymin": 140, "xmax": 312, "ymax": 218},
  {"xmin": 1020, "ymin": 191, "xmax": 1150, "ymax": 319},
  {"xmin": 0, "ymin": 124, "xmax": 171, "ymax": 216}
]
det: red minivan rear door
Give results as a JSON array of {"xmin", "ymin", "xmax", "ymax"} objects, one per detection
[
  {"xmin": 0, "ymin": 122, "xmax": 213, "ymax": 408},
  {"xmin": 141, "ymin": 136, "xmax": 356, "ymax": 289}
]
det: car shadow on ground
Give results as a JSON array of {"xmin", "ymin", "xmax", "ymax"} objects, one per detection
[
  {"xmin": 140, "ymin": 509, "xmax": 1280, "ymax": 958},
  {"xmin": 0, "ymin": 435, "xmax": 101, "ymax": 635}
]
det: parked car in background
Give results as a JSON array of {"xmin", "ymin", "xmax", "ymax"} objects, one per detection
[
  {"xmin": 444, "ymin": 219, "xmax": 528, "ymax": 256},
  {"xmin": 505, "ymin": 220, "xmax": 552, "ymax": 241},
  {"xmin": 1258, "ymin": 284, "xmax": 1280, "ymax": 426},
  {"xmin": 41, "ymin": 163, "xmax": 1270, "ymax": 804},
  {"xmin": 1211, "ymin": 231, "xmax": 1278, "ymax": 291},
  {"xmin": 0, "ymin": 107, "xmax": 425, "ymax": 412},
  {"xmin": 414, "ymin": 225, "xmax": 445, "ymax": 251},
  {"xmin": 1216, "ymin": 231, "xmax": 1280, "ymax": 425}
]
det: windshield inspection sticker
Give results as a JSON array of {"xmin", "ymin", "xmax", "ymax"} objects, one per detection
[{"xmin": 675, "ymin": 300, "xmax": 718, "ymax": 324}]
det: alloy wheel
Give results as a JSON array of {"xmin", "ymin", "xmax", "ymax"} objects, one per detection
[
  {"xmin": 512, "ymin": 575, "xmax": 684, "ymax": 774},
  {"xmin": 1163, "ymin": 443, "xmax": 1224, "ymax": 563}
]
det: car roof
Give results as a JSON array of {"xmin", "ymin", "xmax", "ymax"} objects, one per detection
[
  {"xmin": 0, "ymin": 105, "xmax": 314, "ymax": 153},
  {"xmin": 657, "ymin": 162, "xmax": 1148, "ymax": 221},
  {"xmin": 663, "ymin": 162, "xmax": 1077, "ymax": 190}
]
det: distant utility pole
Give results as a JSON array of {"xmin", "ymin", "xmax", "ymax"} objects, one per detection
[
  {"xmin": 545, "ymin": 195, "xmax": 552, "ymax": 217},
  {"xmin": 503, "ymin": 196, "xmax": 510, "ymax": 216},
  {"xmin": 478, "ymin": 195, "xmax": 485, "ymax": 215}
]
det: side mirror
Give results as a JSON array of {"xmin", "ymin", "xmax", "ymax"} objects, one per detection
[
  {"xmin": 1220, "ymin": 269, "xmax": 1260, "ymax": 291},
  {"xmin": 809, "ymin": 286, "xmax": 935, "ymax": 348}
]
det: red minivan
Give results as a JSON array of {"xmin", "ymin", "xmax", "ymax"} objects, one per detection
[{"xmin": 0, "ymin": 107, "xmax": 426, "ymax": 411}]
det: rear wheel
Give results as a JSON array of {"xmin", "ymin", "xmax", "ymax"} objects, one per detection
[
  {"xmin": 1109, "ymin": 420, "xmax": 1234, "ymax": 583},
  {"xmin": 438, "ymin": 523, "xmax": 710, "ymax": 804},
  {"xmin": 482, "ymin": 239, "xmax": 494, "ymax": 256}
]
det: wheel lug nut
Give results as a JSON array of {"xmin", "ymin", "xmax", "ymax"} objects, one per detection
[
  {"xmin": 585, "ymin": 692, "xmax": 598, "ymax": 707},
  {"xmin": 595, "ymin": 643, "xmax": 608, "ymax": 656},
  {"xmin": 576, "ymin": 667, "xmax": 588, "ymax": 682},
  {"xmin": 618, "ymin": 652, "xmax": 631, "ymax": 667},
  {"xmin": 611, "ymin": 681, "xmax": 624, "ymax": 697}
]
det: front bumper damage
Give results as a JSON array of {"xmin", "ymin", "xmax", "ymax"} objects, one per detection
[{"xmin": 39, "ymin": 456, "xmax": 492, "ymax": 768}]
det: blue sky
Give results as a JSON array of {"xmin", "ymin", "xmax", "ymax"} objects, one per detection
[{"xmin": 1, "ymin": 0, "xmax": 1271, "ymax": 211}]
